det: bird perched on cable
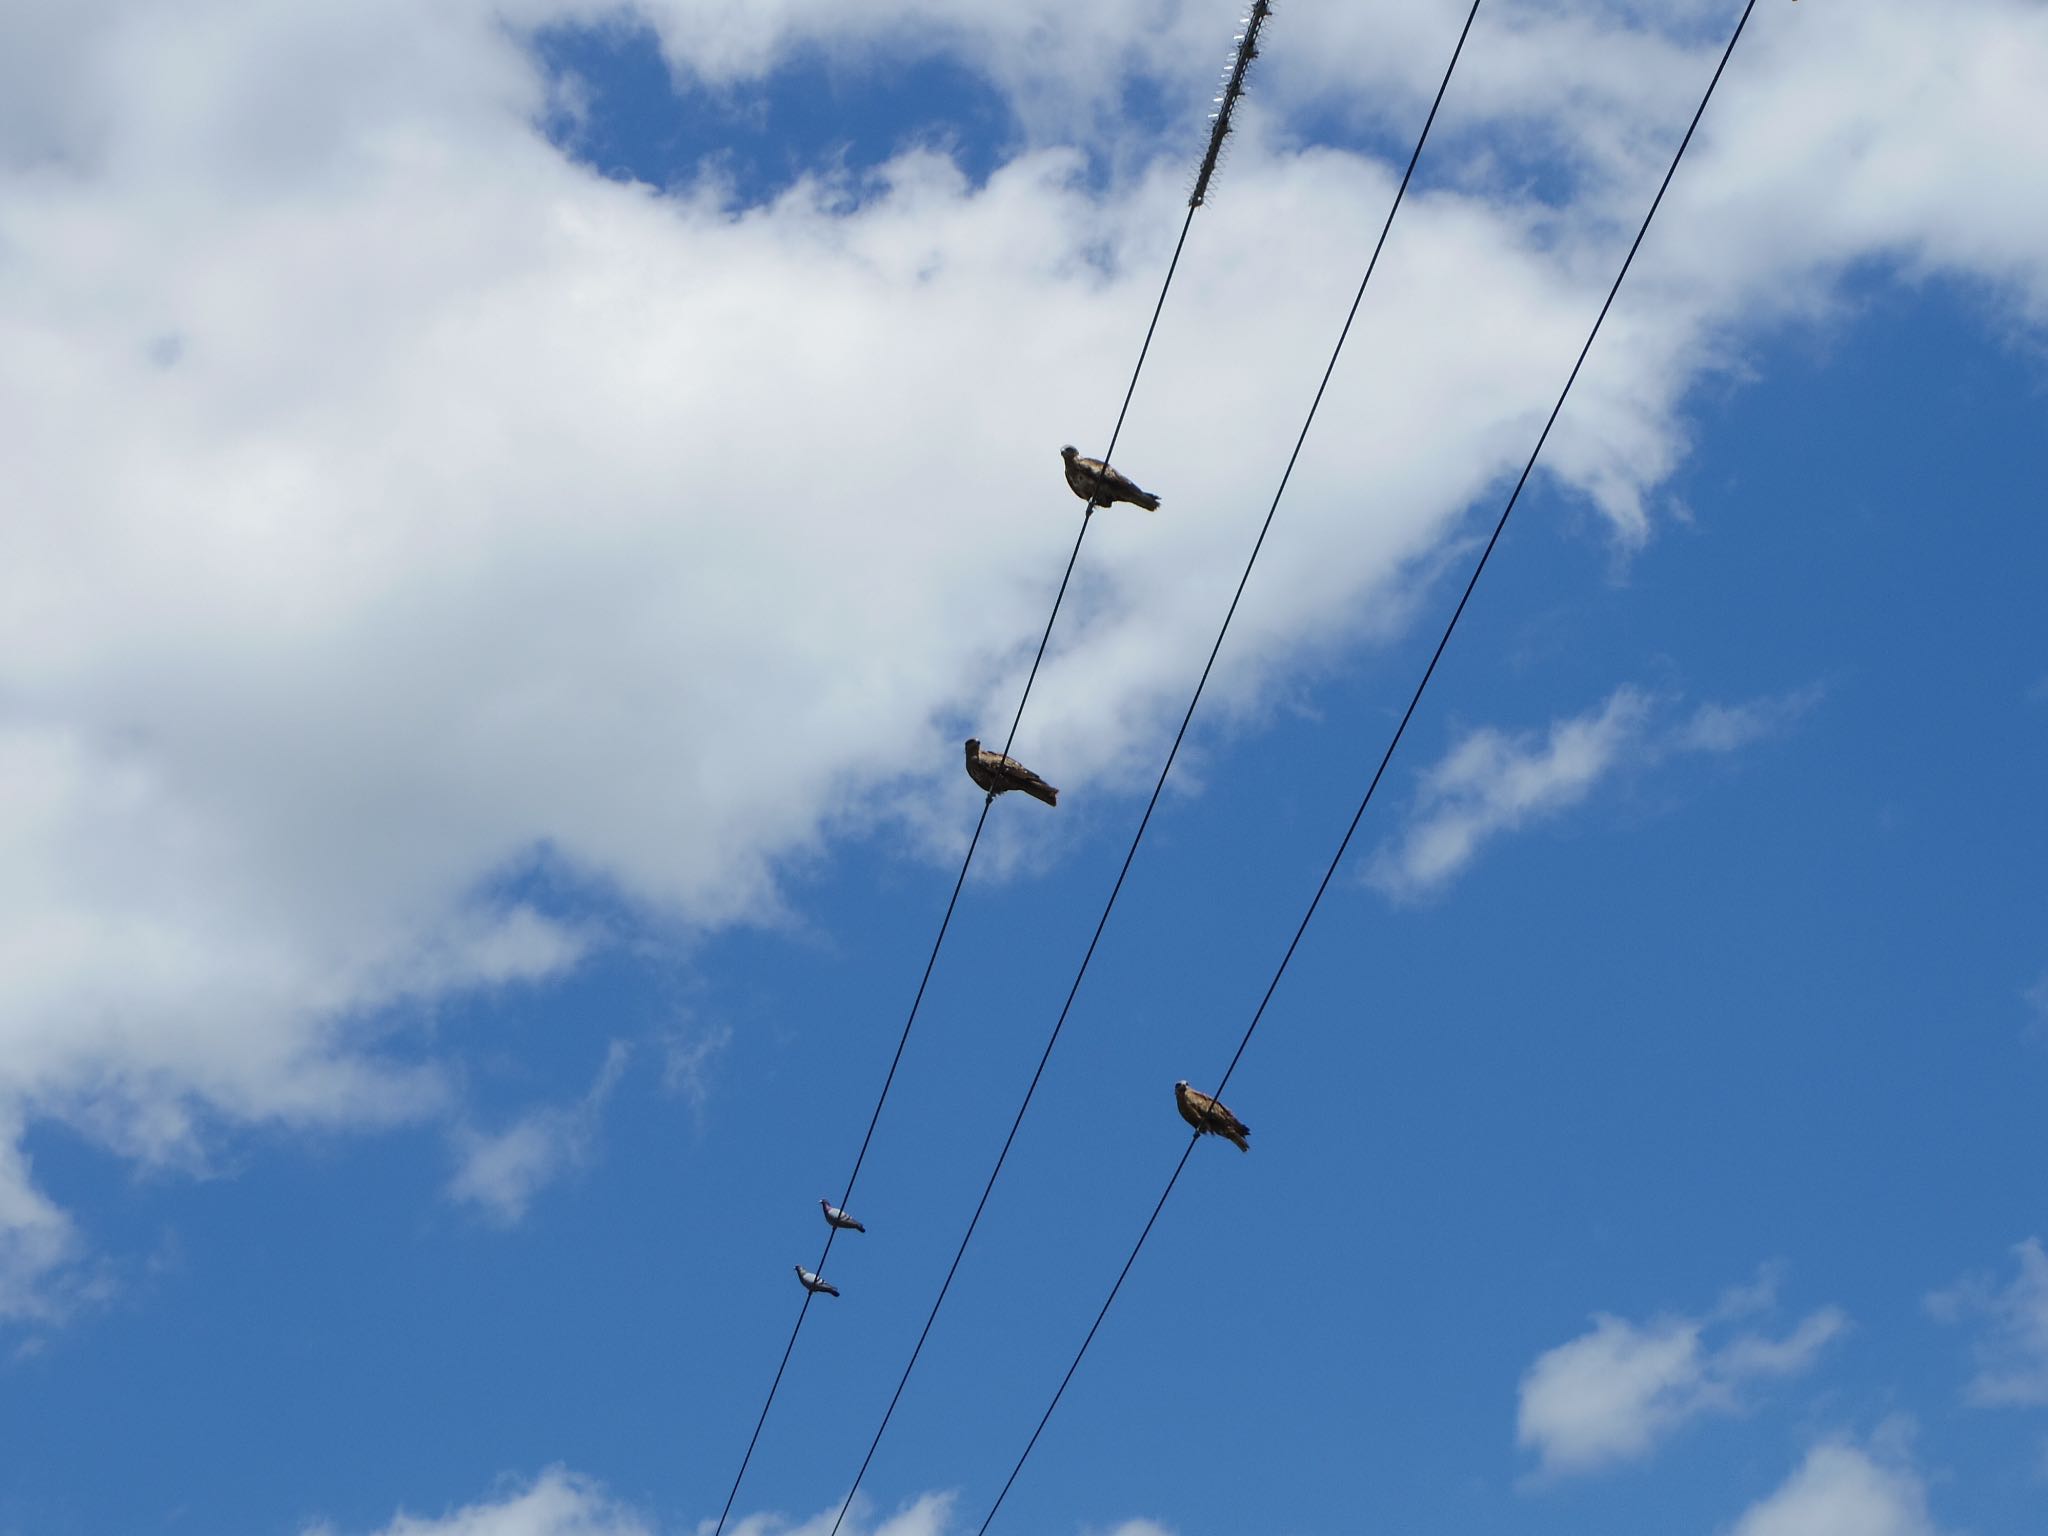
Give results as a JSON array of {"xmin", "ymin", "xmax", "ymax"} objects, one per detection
[
  {"xmin": 964, "ymin": 738, "xmax": 1058, "ymax": 806},
  {"xmin": 795, "ymin": 1264, "xmax": 840, "ymax": 1298},
  {"xmin": 1061, "ymin": 445, "xmax": 1161, "ymax": 512},
  {"xmin": 1175, "ymin": 1080, "xmax": 1250, "ymax": 1152},
  {"xmin": 819, "ymin": 1200, "xmax": 865, "ymax": 1233}
]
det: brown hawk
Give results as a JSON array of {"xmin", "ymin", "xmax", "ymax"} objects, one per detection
[
  {"xmin": 1175, "ymin": 1080, "xmax": 1249, "ymax": 1152},
  {"xmin": 1061, "ymin": 445, "xmax": 1160, "ymax": 511},
  {"xmin": 965, "ymin": 738, "xmax": 1059, "ymax": 806}
]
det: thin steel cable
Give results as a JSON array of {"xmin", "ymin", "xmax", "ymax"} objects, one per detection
[
  {"xmin": 823, "ymin": 10, "xmax": 1485, "ymax": 1534},
  {"xmin": 971, "ymin": 5, "xmax": 1762, "ymax": 1529},
  {"xmin": 708, "ymin": 202, "xmax": 1201, "ymax": 1536},
  {"xmin": 974, "ymin": 1138, "xmax": 1199, "ymax": 1536},
  {"xmin": 1000, "ymin": 202, "xmax": 1197, "ymax": 764},
  {"xmin": 709, "ymin": 795, "xmax": 993, "ymax": 1536}
]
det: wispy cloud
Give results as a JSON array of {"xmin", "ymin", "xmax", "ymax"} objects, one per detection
[
  {"xmin": 1372, "ymin": 687, "xmax": 1653, "ymax": 901},
  {"xmin": 724, "ymin": 1493, "xmax": 955, "ymax": 1536},
  {"xmin": 447, "ymin": 1042, "xmax": 629, "ymax": 1226},
  {"xmin": 1724, "ymin": 1435, "xmax": 1942, "ymax": 1536},
  {"xmin": 1927, "ymin": 1238, "xmax": 2048, "ymax": 1406},
  {"xmin": 662, "ymin": 1020, "xmax": 734, "ymax": 1125},
  {"xmin": 1517, "ymin": 1272, "xmax": 1847, "ymax": 1478},
  {"xmin": 1371, "ymin": 684, "xmax": 1819, "ymax": 900},
  {"xmin": 0, "ymin": 1123, "xmax": 82, "ymax": 1323},
  {"xmin": 1671, "ymin": 685, "xmax": 1825, "ymax": 754},
  {"xmin": 310, "ymin": 1476, "xmax": 1155, "ymax": 1536}
]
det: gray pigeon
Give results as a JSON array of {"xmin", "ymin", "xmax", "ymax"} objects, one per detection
[
  {"xmin": 820, "ymin": 1200, "xmax": 865, "ymax": 1233},
  {"xmin": 1062, "ymin": 445, "xmax": 1160, "ymax": 511},
  {"xmin": 965, "ymin": 738, "xmax": 1058, "ymax": 806},
  {"xmin": 795, "ymin": 1264, "xmax": 840, "ymax": 1298},
  {"xmin": 1175, "ymin": 1080, "xmax": 1250, "ymax": 1152}
]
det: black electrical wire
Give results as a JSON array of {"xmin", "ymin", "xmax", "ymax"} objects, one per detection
[
  {"xmin": 820, "ymin": 8, "xmax": 1487, "ymax": 1534},
  {"xmin": 969, "ymin": 5, "xmax": 1763, "ymax": 1530},
  {"xmin": 705, "ymin": 181, "xmax": 1205, "ymax": 1536}
]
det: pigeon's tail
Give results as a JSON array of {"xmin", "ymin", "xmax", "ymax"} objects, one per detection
[
  {"xmin": 1130, "ymin": 490, "xmax": 1160, "ymax": 512},
  {"xmin": 1022, "ymin": 779, "xmax": 1059, "ymax": 807},
  {"xmin": 846, "ymin": 1218, "xmax": 866, "ymax": 1234}
]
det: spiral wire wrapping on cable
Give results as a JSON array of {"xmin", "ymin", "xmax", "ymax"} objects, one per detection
[{"xmin": 1191, "ymin": 1, "xmax": 1272, "ymax": 208}]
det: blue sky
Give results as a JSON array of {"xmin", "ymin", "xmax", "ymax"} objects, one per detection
[{"xmin": 1, "ymin": 3, "xmax": 2045, "ymax": 1536}]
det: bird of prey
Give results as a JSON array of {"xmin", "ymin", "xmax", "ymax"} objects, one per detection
[
  {"xmin": 965, "ymin": 738, "xmax": 1058, "ymax": 806},
  {"xmin": 1175, "ymin": 1080, "xmax": 1250, "ymax": 1152},
  {"xmin": 1061, "ymin": 445, "xmax": 1161, "ymax": 512},
  {"xmin": 820, "ymin": 1200, "xmax": 866, "ymax": 1233},
  {"xmin": 795, "ymin": 1264, "xmax": 840, "ymax": 1298}
]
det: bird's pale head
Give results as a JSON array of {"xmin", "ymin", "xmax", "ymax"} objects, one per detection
[
  {"xmin": 1060, "ymin": 445, "xmax": 1078, "ymax": 461},
  {"xmin": 964, "ymin": 737, "xmax": 981, "ymax": 756},
  {"xmin": 1174, "ymin": 1080, "xmax": 1189, "ymax": 1095}
]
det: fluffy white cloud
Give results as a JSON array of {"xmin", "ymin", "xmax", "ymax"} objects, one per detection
[
  {"xmin": 312, "ymin": 1481, "xmax": 1160, "ymax": 1536},
  {"xmin": 0, "ymin": 0, "xmax": 2044, "ymax": 1312},
  {"xmin": 447, "ymin": 1039, "xmax": 630, "ymax": 1224},
  {"xmin": 306, "ymin": 1468, "xmax": 652, "ymax": 1536},
  {"xmin": 1723, "ymin": 1440, "xmax": 1942, "ymax": 1536},
  {"xmin": 724, "ymin": 1492, "xmax": 953, "ymax": 1536},
  {"xmin": 1370, "ymin": 683, "xmax": 1813, "ymax": 898},
  {"xmin": 1927, "ymin": 1237, "xmax": 2048, "ymax": 1407},
  {"xmin": 1517, "ymin": 1276, "xmax": 1846, "ymax": 1476},
  {"xmin": 317, "ymin": 1481, "xmax": 1147, "ymax": 1536}
]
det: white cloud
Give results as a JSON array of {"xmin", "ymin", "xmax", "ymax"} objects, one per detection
[
  {"xmin": 661, "ymin": 1020, "xmax": 734, "ymax": 1124},
  {"xmin": 1517, "ymin": 1275, "xmax": 1846, "ymax": 1476},
  {"xmin": 315, "ymin": 1479, "xmax": 1152, "ymax": 1536},
  {"xmin": 306, "ymin": 1469, "xmax": 651, "ymax": 1536},
  {"xmin": 2025, "ymin": 973, "xmax": 2048, "ymax": 1036},
  {"xmin": 1672, "ymin": 685, "xmax": 1824, "ymax": 755},
  {"xmin": 723, "ymin": 1492, "xmax": 954, "ymax": 1536},
  {"xmin": 0, "ymin": 1122, "xmax": 81, "ymax": 1322},
  {"xmin": 1370, "ymin": 682, "xmax": 1814, "ymax": 899},
  {"xmin": 448, "ymin": 1040, "xmax": 630, "ymax": 1224},
  {"xmin": 0, "ymin": 0, "xmax": 2043, "ymax": 1311},
  {"xmin": 314, "ymin": 1482, "xmax": 1157, "ymax": 1536},
  {"xmin": 1723, "ymin": 1440, "xmax": 1942, "ymax": 1536},
  {"xmin": 1372, "ymin": 686, "xmax": 1651, "ymax": 900},
  {"xmin": 1927, "ymin": 1237, "xmax": 2048, "ymax": 1407}
]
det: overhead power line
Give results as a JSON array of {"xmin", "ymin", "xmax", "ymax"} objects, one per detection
[
  {"xmin": 966, "ymin": 4, "xmax": 1765, "ymax": 1531},
  {"xmin": 706, "ymin": 6, "xmax": 1268, "ymax": 1529},
  {"xmin": 819, "ymin": 7, "xmax": 1485, "ymax": 1534}
]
